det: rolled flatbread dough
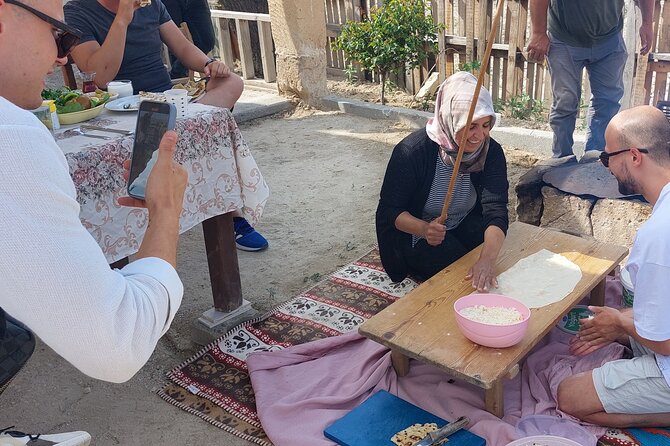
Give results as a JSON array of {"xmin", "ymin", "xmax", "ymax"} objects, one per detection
[{"xmin": 490, "ymin": 249, "xmax": 582, "ymax": 308}]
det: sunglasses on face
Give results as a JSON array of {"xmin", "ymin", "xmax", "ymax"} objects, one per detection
[
  {"xmin": 4, "ymin": 0, "xmax": 81, "ymax": 58},
  {"xmin": 599, "ymin": 148, "xmax": 649, "ymax": 168}
]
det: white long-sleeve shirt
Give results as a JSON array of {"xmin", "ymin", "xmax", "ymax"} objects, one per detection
[{"xmin": 0, "ymin": 97, "xmax": 183, "ymax": 383}]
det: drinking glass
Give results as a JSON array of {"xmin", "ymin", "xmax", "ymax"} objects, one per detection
[
  {"xmin": 164, "ymin": 88, "xmax": 188, "ymax": 118},
  {"xmin": 81, "ymin": 71, "xmax": 97, "ymax": 93},
  {"xmin": 107, "ymin": 80, "xmax": 134, "ymax": 98}
]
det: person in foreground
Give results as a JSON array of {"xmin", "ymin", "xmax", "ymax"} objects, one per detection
[
  {"xmin": 0, "ymin": 0, "xmax": 186, "ymax": 442},
  {"xmin": 376, "ymin": 71, "xmax": 509, "ymax": 289},
  {"xmin": 64, "ymin": 0, "xmax": 268, "ymax": 251},
  {"xmin": 557, "ymin": 105, "xmax": 670, "ymax": 427}
]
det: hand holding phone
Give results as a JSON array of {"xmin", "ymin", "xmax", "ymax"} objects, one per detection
[
  {"xmin": 127, "ymin": 100, "xmax": 177, "ymax": 200},
  {"xmin": 118, "ymin": 129, "xmax": 187, "ymax": 268}
]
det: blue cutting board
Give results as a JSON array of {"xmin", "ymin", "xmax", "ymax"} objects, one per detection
[{"xmin": 323, "ymin": 390, "xmax": 486, "ymax": 446}]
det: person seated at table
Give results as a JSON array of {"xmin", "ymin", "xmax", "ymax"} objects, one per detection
[
  {"xmin": 0, "ymin": 0, "xmax": 187, "ymax": 441},
  {"xmin": 162, "ymin": 0, "xmax": 215, "ymax": 80},
  {"xmin": 64, "ymin": 0, "xmax": 269, "ymax": 252},
  {"xmin": 376, "ymin": 71, "xmax": 508, "ymax": 289},
  {"xmin": 557, "ymin": 105, "xmax": 670, "ymax": 427}
]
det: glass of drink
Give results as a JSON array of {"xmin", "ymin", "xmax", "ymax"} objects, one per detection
[
  {"xmin": 107, "ymin": 80, "xmax": 134, "ymax": 98},
  {"xmin": 81, "ymin": 71, "xmax": 97, "ymax": 93}
]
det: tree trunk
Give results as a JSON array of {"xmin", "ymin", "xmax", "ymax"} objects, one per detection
[{"xmin": 380, "ymin": 71, "xmax": 387, "ymax": 105}]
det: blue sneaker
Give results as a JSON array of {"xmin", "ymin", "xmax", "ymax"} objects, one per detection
[{"xmin": 233, "ymin": 217, "xmax": 268, "ymax": 251}]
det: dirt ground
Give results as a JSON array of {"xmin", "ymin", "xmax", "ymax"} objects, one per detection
[{"xmin": 1, "ymin": 99, "xmax": 537, "ymax": 444}]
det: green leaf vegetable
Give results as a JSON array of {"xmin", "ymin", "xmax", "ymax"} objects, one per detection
[{"xmin": 40, "ymin": 88, "xmax": 112, "ymax": 114}]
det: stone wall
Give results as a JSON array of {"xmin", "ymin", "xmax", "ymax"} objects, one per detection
[{"xmin": 516, "ymin": 165, "xmax": 651, "ymax": 251}]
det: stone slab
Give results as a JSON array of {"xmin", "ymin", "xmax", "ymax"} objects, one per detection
[
  {"xmin": 540, "ymin": 186, "xmax": 595, "ymax": 236},
  {"xmin": 542, "ymin": 161, "xmax": 642, "ymax": 199},
  {"xmin": 591, "ymin": 198, "xmax": 651, "ymax": 249}
]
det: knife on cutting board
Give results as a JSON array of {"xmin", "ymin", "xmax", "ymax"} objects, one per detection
[{"xmin": 412, "ymin": 416, "xmax": 470, "ymax": 446}]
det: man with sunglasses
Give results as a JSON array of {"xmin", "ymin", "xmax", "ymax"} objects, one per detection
[
  {"xmin": 0, "ymin": 0, "xmax": 188, "ymax": 442},
  {"xmin": 557, "ymin": 105, "xmax": 670, "ymax": 426}
]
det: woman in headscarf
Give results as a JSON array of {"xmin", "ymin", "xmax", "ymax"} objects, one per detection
[{"xmin": 376, "ymin": 71, "xmax": 508, "ymax": 290}]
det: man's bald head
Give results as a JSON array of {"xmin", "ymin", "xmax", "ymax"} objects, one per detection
[
  {"xmin": 609, "ymin": 105, "xmax": 670, "ymax": 166},
  {"xmin": 0, "ymin": 0, "xmax": 66, "ymax": 109}
]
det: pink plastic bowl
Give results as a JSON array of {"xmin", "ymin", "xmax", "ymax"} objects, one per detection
[{"xmin": 454, "ymin": 293, "xmax": 531, "ymax": 348}]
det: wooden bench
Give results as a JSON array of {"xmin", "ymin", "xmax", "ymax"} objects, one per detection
[{"xmin": 359, "ymin": 222, "xmax": 628, "ymax": 417}]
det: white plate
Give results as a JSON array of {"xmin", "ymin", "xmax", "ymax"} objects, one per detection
[{"xmin": 105, "ymin": 95, "xmax": 140, "ymax": 112}]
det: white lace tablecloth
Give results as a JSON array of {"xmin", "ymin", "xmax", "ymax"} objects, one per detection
[{"xmin": 55, "ymin": 104, "xmax": 269, "ymax": 263}]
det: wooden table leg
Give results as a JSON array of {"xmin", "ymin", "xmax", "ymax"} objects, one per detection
[
  {"xmin": 202, "ymin": 213, "xmax": 243, "ymax": 312},
  {"xmin": 590, "ymin": 278, "xmax": 606, "ymax": 307},
  {"xmin": 485, "ymin": 381, "xmax": 504, "ymax": 417},
  {"xmin": 391, "ymin": 350, "xmax": 410, "ymax": 377}
]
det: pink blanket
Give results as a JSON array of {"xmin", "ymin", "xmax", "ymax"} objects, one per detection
[{"xmin": 248, "ymin": 279, "xmax": 626, "ymax": 446}]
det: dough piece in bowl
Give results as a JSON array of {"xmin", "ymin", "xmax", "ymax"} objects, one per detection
[{"xmin": 491, "ymin": 249, "xmax": 582, "ymax": 308}]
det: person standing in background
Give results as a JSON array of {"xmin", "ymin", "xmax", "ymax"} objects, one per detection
[{"xmin": 526, "ymin": 0, "xmax": 654, "ymax": 163}]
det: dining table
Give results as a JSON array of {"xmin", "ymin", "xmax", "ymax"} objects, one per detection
[{"xmin": 54, "ymin": 100, "xmax": 269, "ymax": 320}]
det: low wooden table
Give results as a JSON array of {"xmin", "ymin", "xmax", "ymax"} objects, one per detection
[{"xmin": 358, "ymin": 222, "xmax": 628, "ymax": 417}]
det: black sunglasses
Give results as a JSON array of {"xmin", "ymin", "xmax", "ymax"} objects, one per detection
[
  {"xmin": 4, "ymin": 0, "xmax": 81, "ymax": 58},
  {"xmin": 599, "ymin": 147, "xmax": 649, "ymax": 168}
]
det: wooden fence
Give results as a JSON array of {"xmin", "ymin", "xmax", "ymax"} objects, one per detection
[
  {"xmin": 209, "ymin": 9, "xmax": 276, "ymax": 83},
  {"xmin": 325, "ymin": 0, "xmax": 670, "ymax": 109}
]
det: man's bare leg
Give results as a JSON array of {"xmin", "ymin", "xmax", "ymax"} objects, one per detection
[
  {"xmin": 197, "ymin": 72, "xmax": 244, "ymax": 109},
  {"xmin": 558, "ymin": 371, "xmax": 670, "ymax": 427}
]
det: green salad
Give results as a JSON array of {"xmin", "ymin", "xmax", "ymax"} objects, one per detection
[{"xmin": 41, "ymin": 88, "xmax": 112, "ymax": 114}]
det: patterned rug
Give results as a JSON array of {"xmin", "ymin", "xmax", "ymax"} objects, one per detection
[
  {"xmin": 599, "ymin": 427, "xmax": 670, "ymax": 446},
  {"xmin": 158, "ymin": 248, "xmax": 418, "ymax": 445}
]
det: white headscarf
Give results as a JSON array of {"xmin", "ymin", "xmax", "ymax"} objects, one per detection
[{"xmin": 426, "ymin": 71, "xmax": 496, "ymax": 173}]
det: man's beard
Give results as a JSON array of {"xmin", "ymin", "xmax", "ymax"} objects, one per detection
[{"xmin": 616, "ymin": 164, "xmax": 639, "ymax": 196}]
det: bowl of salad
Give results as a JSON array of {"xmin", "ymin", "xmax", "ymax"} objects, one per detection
[{"xmin": 41, "ymin": 88, "xmax": 116, "ymax": 125}]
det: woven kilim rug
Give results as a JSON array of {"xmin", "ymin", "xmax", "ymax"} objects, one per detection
[
  {"xmin": 599, "ymin": 427, "xmax": 670, "ymax": 446},
  {"xmin": 158, "ymin": 248, "xmax": 418, "ymax": 445}
]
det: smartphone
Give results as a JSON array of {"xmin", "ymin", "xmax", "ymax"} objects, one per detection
[{"xmin": 127, "ymin": 100, "xmax": 177, "ymax": 200}]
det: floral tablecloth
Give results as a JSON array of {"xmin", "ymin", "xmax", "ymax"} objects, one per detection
[{"xmin": 55, "ymin": 104, "xmax": 269, "ymax": 263}]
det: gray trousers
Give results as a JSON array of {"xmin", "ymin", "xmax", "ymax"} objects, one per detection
[{"xmin": 547, "ymin": 32, "xmax": 628, "ymax": 158}]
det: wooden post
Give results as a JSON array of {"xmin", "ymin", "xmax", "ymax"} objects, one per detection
[
  {"xmin": 235, "ymin": 19, "xmax": 255, "ymax": 79},
  {"xmin": 516, "ymin": 0, "xmax": 528, "ymax": 94},
  {"xmin": 465, "ymin": 0, "xmax": 475, "ymax": 63},
  {"xmin": 202, "ymin": 213, "xmax": 243, "ymax": 312},
  {"xmin": 446, "ymin": 0, "xmax": 455, "ymax": 76},
  {"xmin": 505, "ymin": 0, "xmax": 521, "ymax": 98},
  {"xmin": 215, "ymin": 18, "xmax": 235, "ymax": 69},
  {"xmin": 478, "ymin": 0, "xmax": 492, "ymax": 86},
  {"xmin": 653, "ymin": 1, "xmax": 670, "ymax": 103},
  {"xmin": 437, "ymin": 0, "xmax": 446, "ymax": 82},
  {"xmin": 258, "ymin": 21, "xmax": 277, "ymax": 82}
]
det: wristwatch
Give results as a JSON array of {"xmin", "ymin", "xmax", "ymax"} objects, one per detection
[{"xmin": 204, "ymin": 58, "xmax": 217, "ymax": 69}]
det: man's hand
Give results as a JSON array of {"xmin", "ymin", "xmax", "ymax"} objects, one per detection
[
  {"xmin": 569, "ymin": 306, "xmax": 623, "ymax": 356},
  {"xmin": 118, "ymin": 131, "xmax": 187, "ymax": 213},
  {"xmin": 116, "ymin": 0, "xmax": 141, "ymax": 27},
  {"xmin": 424, "ymin": 219, "xmax": 446, "ymax": 246},
  {"xmin": 466, "ymin": 256, "xmax": 498, "ymax": 292},
  {"xmin": 639, "ymin": 22, "xmax": 654, "ymax": 55},
  {"xmin": 204, "ymin": 60, "xmax": 231, "ymax": 78},
  {"xmin": 527, "ymin": 32, "xmax": 550, "ymax": 63}
]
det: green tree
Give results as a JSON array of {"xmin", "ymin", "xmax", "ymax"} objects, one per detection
[{"xmin": 332, "ymin": 0, "xmax": 440, "ymax": 105}]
